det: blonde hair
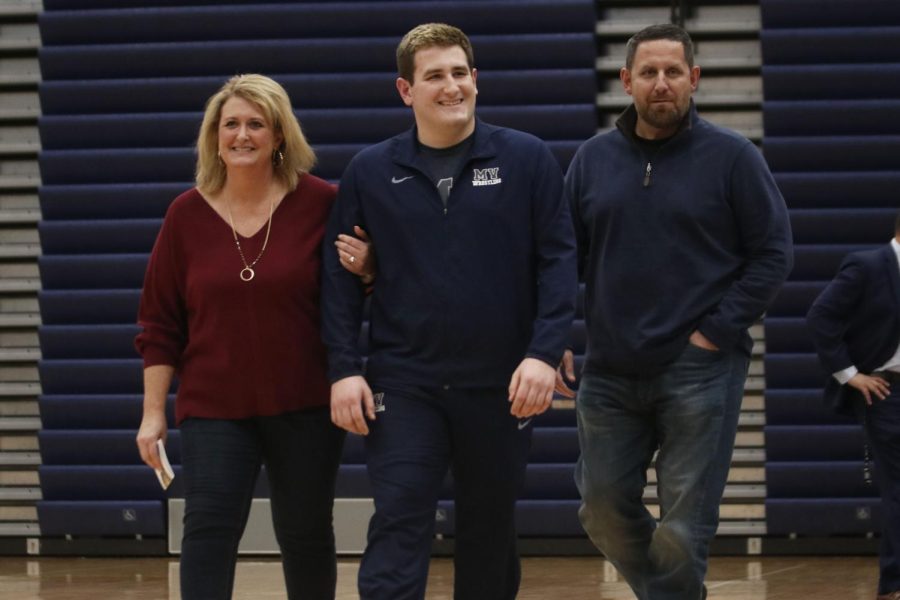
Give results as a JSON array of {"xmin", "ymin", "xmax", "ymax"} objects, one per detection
[
  {"xmin": 195, "ymin": 74, "xmax": 316, "ymax": 194},
  {"xmin": 396, "ymin": 23, "xmax": 474, "ymax": 83}
]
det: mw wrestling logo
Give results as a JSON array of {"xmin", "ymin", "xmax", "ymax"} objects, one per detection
[{"xmin": 472, "ymin": 167, "xmax": 502, "ymax": 186}]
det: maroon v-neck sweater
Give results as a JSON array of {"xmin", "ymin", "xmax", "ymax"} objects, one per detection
[{"xmin": 135, "ymin": 174, "xmax": 337, "ymax": 424}]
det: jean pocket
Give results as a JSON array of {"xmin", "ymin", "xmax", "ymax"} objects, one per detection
[{"xmin": 683, "ymin": 342, "xmax": 723, "ymax": 360}]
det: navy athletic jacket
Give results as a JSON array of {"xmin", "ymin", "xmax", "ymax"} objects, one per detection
[
  {"xmin": 321, "ymin": 119, "xmax": 577, "ymax": 389},
  {"xmin": 566, "ymin": 104, "xmax": 793, "ymax": 374}
]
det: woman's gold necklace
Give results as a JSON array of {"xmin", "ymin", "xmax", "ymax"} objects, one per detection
[{"xmin": 224, "ymin": 192, "xmax": 275, "ymax": 282}]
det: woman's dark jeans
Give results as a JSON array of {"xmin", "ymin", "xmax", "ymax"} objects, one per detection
[{"xmin": 179, "ymin": 407, "xmax": 345, "ymax": 600}]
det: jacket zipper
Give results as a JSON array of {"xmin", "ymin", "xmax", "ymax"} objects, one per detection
[{"xmin": 643, "ymin": 161, "xmax": 652, "ymax": 187}]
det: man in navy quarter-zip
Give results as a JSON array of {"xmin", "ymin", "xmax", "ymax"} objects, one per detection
[
  {"xmin": 561, "ymin": 24, "xmax": 792, "ymax": 600},
  {"xmin": 320, "ymin": 23, "xmax": 577, "ymax": 600}
]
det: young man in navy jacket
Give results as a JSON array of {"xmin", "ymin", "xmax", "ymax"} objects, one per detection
[
  {"xmin": 562, "ymin": 24, "xmax": 793, "ymax": 599},
  {"xmin": 321, "ymin": 23, "xmax": 577, "ymax": 600},
  {"xmin": 807, "ymin": 211, "xmax": 900, "ymax": 600}
]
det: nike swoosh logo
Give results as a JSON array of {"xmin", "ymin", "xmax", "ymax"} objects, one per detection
[
  {"xmin": 518, "ymin": 418, "xmax": 533, "ymax": 430},
  {"xmin": 391, "ymin": 175, "xmax": 414, "ymax": 184}
]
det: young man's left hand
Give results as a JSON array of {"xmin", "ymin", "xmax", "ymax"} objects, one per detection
[{"xmin": 508, "ymin": 358, "xmax": 556, "ymax": 417}]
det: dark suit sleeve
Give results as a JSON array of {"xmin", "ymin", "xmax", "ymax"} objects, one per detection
[{"xmin": 806, "ymin": 254, "xmax": 868, "ymax": 374}]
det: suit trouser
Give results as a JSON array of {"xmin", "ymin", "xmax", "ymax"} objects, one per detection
[
  {"xmin": 357, "ymin": 385, "xmax": 531, "ymax": 600},
  {"xmin": 866, "ymin": 384, "xmax": 900, "ymax": 595}
]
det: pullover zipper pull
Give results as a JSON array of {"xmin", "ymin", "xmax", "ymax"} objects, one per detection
[{"xmin": 643, "ymin": 161, "xmax": 652, "ymax": 187}]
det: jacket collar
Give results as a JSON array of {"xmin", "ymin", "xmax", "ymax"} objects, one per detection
[
  {"xmin": 615, "ymin": 100, "xmax": 697, "ymax": 146},
  {"xmin": 390, "ymin": 117, "xmax": 499, "ymax": 170}
]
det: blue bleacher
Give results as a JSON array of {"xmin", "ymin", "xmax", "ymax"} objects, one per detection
[
  {"xmin": 39, "ymin": 2, "xmax": 595, "ymax": 45},
  {"xmin": 40, "ymin": 70, "xmax": 596, "ymax": 115},
  {"xmin": 760, "ymin": 0, "xmax": 899, "ymax": 538},
  {"xmin": 767, "ymin": 498, "xmax": 881, "ymax": 536},
  {"xmin": 40, "ymin": 35, "xmax": 594, "ymax": 80}
]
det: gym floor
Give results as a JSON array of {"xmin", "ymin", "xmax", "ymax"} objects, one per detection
[{"xmin": 0, "ymin": 555, "xmax": 880, "ymax": 599}]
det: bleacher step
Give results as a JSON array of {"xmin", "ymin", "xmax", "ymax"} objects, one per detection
[
  {"xmin": 0, "ymin": 176, "xmax": 39, "ymax": 190},
  {"xmin": 0, "ymin": 293, "xmax": 37, "ymax": 312},
  {"xmin": 0, "ymin": 279, "xmax": 40, "ymax": 293},
  {"xmin": 730, "ymin": 448, "xmax": 765, "ymax": 464},
  {"xmin": 0, "ymin": 313, "xmax": 39, "ymax": 327},
  {"xmin": 0, "ymin": 417, "xmax": 40, "ymax": 430},
  {"xmin": 0, "ymin": 24, "xmax": 41, "ymax": 52},
  {"xmin": 596, "ymin": 5, "xmax": 761, "ymax": 36},
  {"xmin": 597, "ymin": 21, "xmax": 759, "ymax": 36},
  {"xmin": 0, "ymin": 243, "xmax": 40, "ymax": 259},
  {"xmin": 742, "ymin": 395, "xmax": 763, "ymax": 411},
  {"xmin": 0, "ymin": 505, "xmax": 37, "ymax": 521},
  {"xmin": 644, "ymin": 484, "xmax": 765, "ymax": 501},
  {"xmin": 0, "ymin": 0, "xmax": 42, "ymax": 17},
  {"xmin": 0, "ymin": 383, "xmax": 39, "ymax": 398},
  {"xmin": 0, "ymin": 452, "xmax": 40, "ymax": 467},
  {"xmin": 738, "ymin": 412, "xmax": 765, "ymax": 427},
  {"xmin": 649, "ymin": 466, "xmax": 765, "ymax": 484},
  {"xmin": 718, "ymin": 521, "xmax": 766, "ymax": 536},
  {"xmin": 645, "ymin": 503, "xmax": 764, "ymax": 520},
  {"xmin": 744, "ymin": 376, "xmax": 764, "ymax": 392},
  {"xmin": 0, "ymin": 399, "xmax": 38, "ymax": 417},
  {"xmin": 0, "ymin": 209, "xmax": 39, "ymax": 224},
  {"xmin": 0, "ymin": 330, "xmax": 39, "ymax": 348},
  {"xmin": 0, "ymin": 521, "xmax": 39, "ymax": 536},
  {"xmin": 0, "ymin": 142, "xmax": 40, "ymax": 155},
  {"xmin": 0, "ymin": 431, "xmax": 37, "ymax": 449},
  {"xmin": 0, "ymin": 347, "xmax": 39, "ymax": 361},
  {"xmin": 735, "ymin": 431, "xmax": 764, "ymax": 447},
  {"xmin": 0, "ymin": 193, "xmax": 38, "ymax": 210},
  {"xmin": 0, "ymin": 487, "xmax": 39, "ymax": 501},
  {"xmin": 0, "ymin": 363, "xmax": 38, "ymax": 382},
  {"xmin": 0, "ymin": 470, "xmax": 38, "ymax": 485}
]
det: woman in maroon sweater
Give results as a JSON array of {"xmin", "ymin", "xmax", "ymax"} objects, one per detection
[{"xmin": 134, "ymin": 74, "xmax": 371, "ymax": 600}]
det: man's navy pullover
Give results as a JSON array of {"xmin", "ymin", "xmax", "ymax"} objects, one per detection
[
  {"xmin": 322, "ymin": 119, "xmax": 577, "ymax": 389},
  {"xmin": 565, "ymin": 104, "xmax": 793, "ymax": 374}
]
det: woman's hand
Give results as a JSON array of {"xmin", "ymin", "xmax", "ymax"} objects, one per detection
[
  {"xmin": 136, "ymin": 365, "xmax": 173, "ymax": 470},
  {"xmin": 336, "ymin": 225, "xmax": 376, "ymax": 284},
  {"xmin": 136, "ymin": 409, "xmax": 167, "ymax": 471}
]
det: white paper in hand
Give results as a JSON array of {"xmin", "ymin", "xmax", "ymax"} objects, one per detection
[{"xmin": 155, "ymin": 439, "xmax": 175, "ymax": 490}]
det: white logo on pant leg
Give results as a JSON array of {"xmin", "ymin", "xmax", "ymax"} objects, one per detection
[{"xmin": 518, "ymin": 418, "xmax": 532, "ymax": 430}]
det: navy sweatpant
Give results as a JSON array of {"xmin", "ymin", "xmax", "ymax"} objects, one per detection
[{"xmin": 357, "ymin": 385, "xmax": 532, "ymax": 600}]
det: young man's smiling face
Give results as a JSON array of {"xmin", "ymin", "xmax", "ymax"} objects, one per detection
[{"xmin": 396, "ymin": 44, "xmax": 478, "ymax": 148}]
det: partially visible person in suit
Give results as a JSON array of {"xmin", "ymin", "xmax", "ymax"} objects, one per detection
[{"xmin": 807, "ymin": 209, "xmax": 900, "ymax": 600}]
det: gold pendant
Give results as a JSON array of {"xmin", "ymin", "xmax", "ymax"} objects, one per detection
[{"xmin": 240, "ymin": 267, "xmax": 255, "ymax": 282}]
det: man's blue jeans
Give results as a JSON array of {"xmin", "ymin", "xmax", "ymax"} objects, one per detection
[{"xmin": 575, "ymin": 343, "xmax": 749, "ymax": 600}]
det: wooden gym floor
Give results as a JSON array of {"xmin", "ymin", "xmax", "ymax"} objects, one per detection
[{"xmin": 0, "ymin": 555, "xmax": 880, "ymax": 599}]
